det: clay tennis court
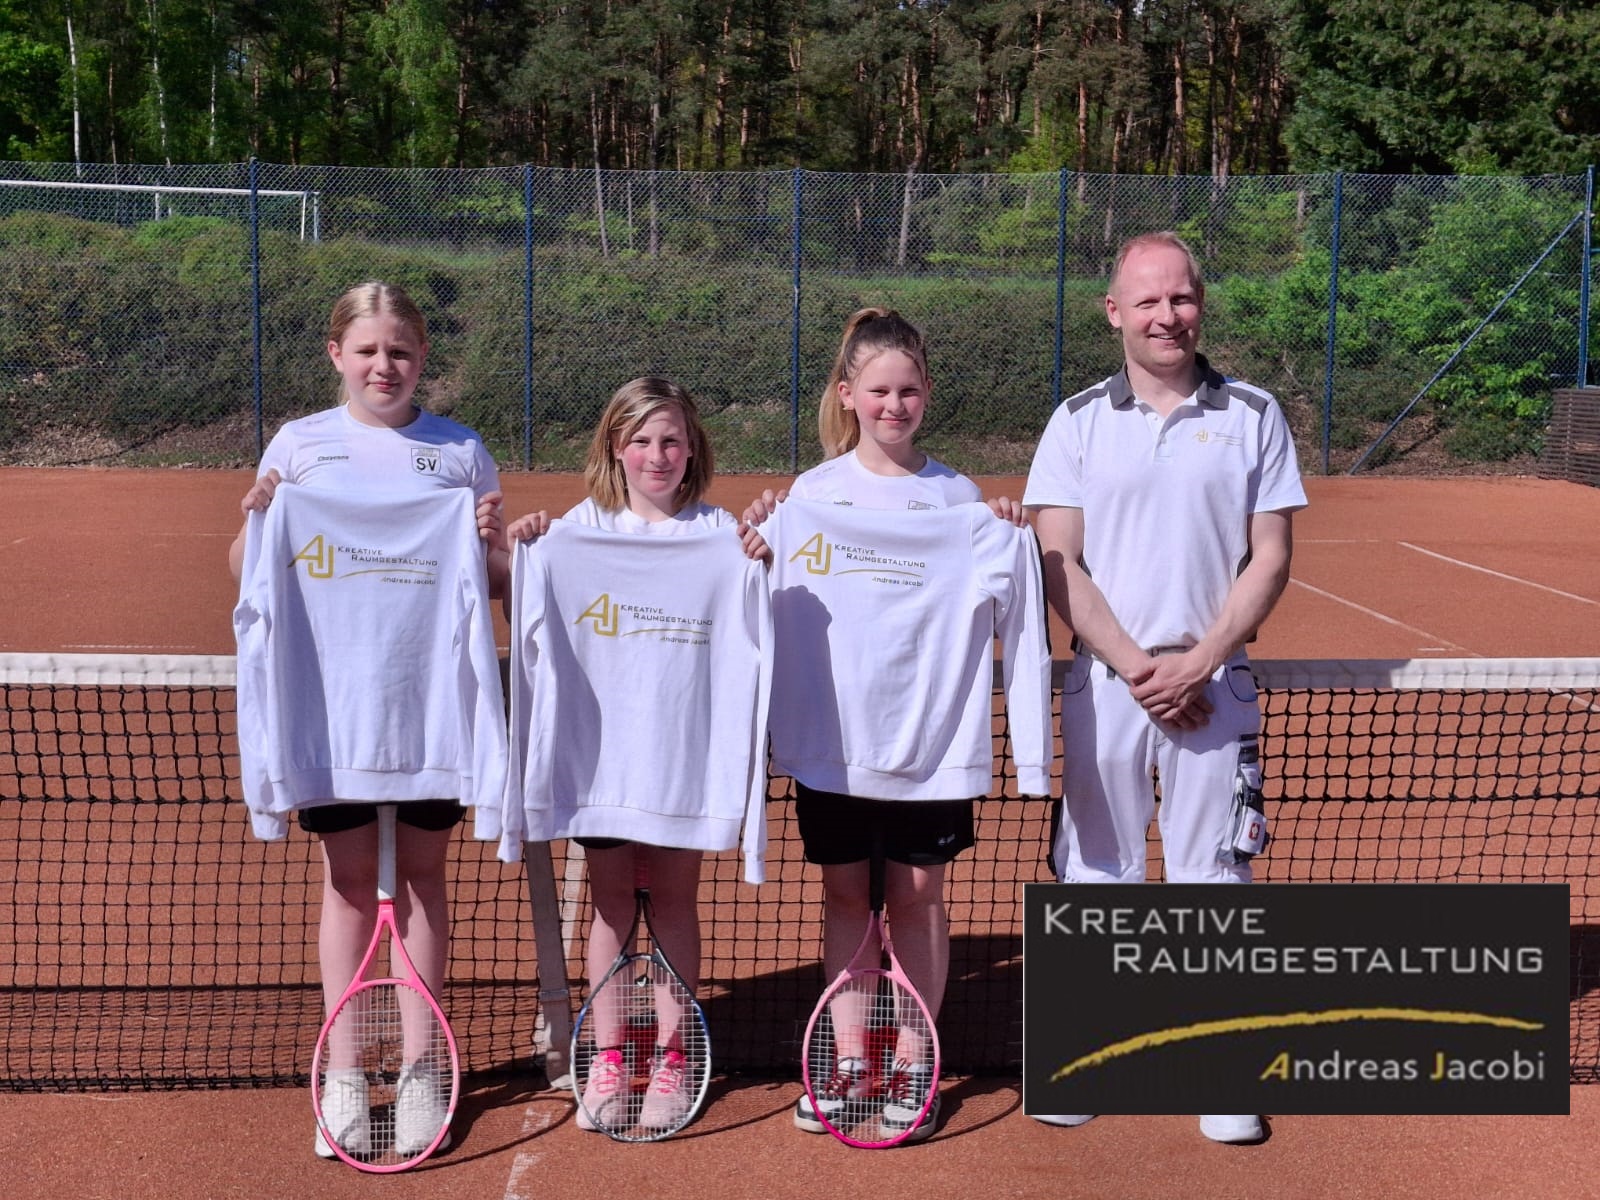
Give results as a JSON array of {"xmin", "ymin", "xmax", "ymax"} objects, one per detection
[{"xmin": 2, "ymin": 468, "xmax": 1597, "ymax": 1200}]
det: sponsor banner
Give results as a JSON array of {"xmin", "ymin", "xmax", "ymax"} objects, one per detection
[{"xmin": 1024, "ymin": 884, "xmax": 1568, "ymax": 1115}]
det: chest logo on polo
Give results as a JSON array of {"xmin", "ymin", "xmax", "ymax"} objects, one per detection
[
  {"xmin": 576, "ymin": 593, "xmax": 619, "ymax": 636},
  {"xmin": 1194, "ymin": 430, "xmax": 1243, "ymax": 447},
  {"xmin": 291, "ymin": 534, "xmax": 336, "ymax": 579},
  {"xmin": 412, "ymin": 447, "xmax": 442, "ymax": 475},
  {"xmin": 789, "ymin": 532, "xmax": 833, "ymax": 575}
]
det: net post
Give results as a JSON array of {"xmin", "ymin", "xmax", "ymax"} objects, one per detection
[{"xmin": 523, "ymin": 841, "xmax": 573, "ymax": 1088}]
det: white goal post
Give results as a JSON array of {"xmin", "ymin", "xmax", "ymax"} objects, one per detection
[{"xmin": 0, "ymin": 178, "xmax": 321, "ymax": 241}]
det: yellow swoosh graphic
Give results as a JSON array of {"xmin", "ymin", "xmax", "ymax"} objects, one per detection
[
  {"xmin": 340, "ymin": 568, "xmax": 437, "ymax": 579},
  {"xmin": 1051, "ymin": 1008, "xmax": 1544, "ymax": 1081}
]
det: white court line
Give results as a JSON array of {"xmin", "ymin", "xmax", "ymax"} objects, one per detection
[
  {"xmin": 1399, "ymin": 541, "xmax": 1599, "ymax": 606},
  {"xmin": 63, "ymin": 643, "xmax": 206, "ymax": 652},
  {"xmin": 1289, "ymin": 579, "xmax": 1474, "ymax": 653},
  {"xmin": 501, "ymin": 1108, "xmax": 552, "ymax": 1200},
  {"xmin": 502, "ymin": 1151, "xmax": 543, "ymax": 1200}
]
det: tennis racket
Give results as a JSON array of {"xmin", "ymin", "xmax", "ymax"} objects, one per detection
[
  {"xmin": 800, "ymin": 833, "xmax": 942, "ymax": 1148},
  {"xmin": 311, "ymin": 804, "xmax": 461, "ymax": 1171},
  {"xmin": 570, "ymin": 857, "xmax": 711, "ymax": 1141}
]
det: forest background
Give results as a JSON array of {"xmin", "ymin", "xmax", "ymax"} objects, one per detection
[
  {"xmin": 4, "ymin": 0, "xmax": 1600, "ymax": 178},
  {"xmin": 3, "ymin": 2, "xmax": 1599, "ymax": 475}
]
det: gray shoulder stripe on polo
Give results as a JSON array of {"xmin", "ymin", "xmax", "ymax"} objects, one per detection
[
  {"xmin": 1064, "ymin": 386, "xmax": 1109, "ymax": 416},
  {"xmin": 1225, "ymin": 384, "xmax": 1270, "ymax": 415}
]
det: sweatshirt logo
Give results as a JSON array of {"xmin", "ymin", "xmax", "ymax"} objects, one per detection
[
  {"xmin": 412, "ymin": 448, "xmax": 442, "ymax": 475},
  {"xmin": 289, "ymin": 533, "xmax": 439, "ymax": 585},
  {"xmin": 575, "ymin": 592, "xmax": 714, "ymax": 646},
  {"xmin": 789, "ymin": 533, "xmax": 834, "ymax": 575},
  {"xmin": 292, "ymin": 534, "xmax": 336, "ymax": 579},
  {"xmin": 787, "ymin": 530, "xmax": 927, "ymax": 587},
  {"xmin": 576, "ymin": 593, "xmax": 620, "ymax": 637}
]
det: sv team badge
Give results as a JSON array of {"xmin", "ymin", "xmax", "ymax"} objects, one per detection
[{"xmin": 411, "ymin": 447, "xmax": 442, "ymax": 475}]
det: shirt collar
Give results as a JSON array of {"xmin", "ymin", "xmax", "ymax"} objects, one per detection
[{"xmin": 1107, "ymin": 353, "xmax": 1228, "ymax": 410}]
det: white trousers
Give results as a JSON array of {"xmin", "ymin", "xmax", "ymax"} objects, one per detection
[{"xmin": 1053, "ymin": 655, "xmax": 1261, "ymax": 884}]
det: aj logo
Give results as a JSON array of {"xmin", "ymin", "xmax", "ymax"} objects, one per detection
[
  {"xmin": 412, "ymin": 448, "xmax": 442, "ymax": 475},
  {"xmin": 1195, "ymin": 430, "xmax": 1209, "ymax": 443},
  {"xmin": 291, "ymin": 534, "xmax": 335, "ymax": 579},
  {"xmin": 789, "ymin": 532, "xmax": 833, "ymax": 575},
  {"xmin": 576, "ymin": 593, "xmax": 619, "ymax": 636}
]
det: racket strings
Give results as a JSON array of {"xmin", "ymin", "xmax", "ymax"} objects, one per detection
[
  {"xmin": 574, "ymin": 957, "xmax": 710, "ymax": 1140},
  {"xmin": 805, "ymin": 971, "xmax": 937, "ymax": 1145},
  {"xmin": 316, "ymin": 981, "xmax": 453, "ymax": 1166}
]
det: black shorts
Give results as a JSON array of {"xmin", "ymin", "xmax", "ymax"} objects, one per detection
[
  {"xmin": 296, "ymin": 800, "xmax": 466, "ymax": 836},
  {"xmin": 573, "ymin": 837, "xmax": 630, "ymax": 851},
  {"xmin": 793, "ymin": 783, "xmax": 975, "ymax": 867}
]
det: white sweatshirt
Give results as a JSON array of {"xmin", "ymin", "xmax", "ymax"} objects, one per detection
[
  {"xmin": 502, "ymin": 520, "xmax": 773, "ymax": 881},
  {"xmin": 763, "ymin": 498, "xmax": 1051, "ymax": 801},
  {"xmin": 233, "ymin": 485, "xmax": 507, "ymax": 840}
]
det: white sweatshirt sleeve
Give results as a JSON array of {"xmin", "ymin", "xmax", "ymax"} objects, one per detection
[
  {"xmin": 492, "ymin": 537, "xmax": 540, "ymax": 861},
  {"xmin": 974, "ymin": 512, "xmax": 1053, "ymax": 797},
  {"xmin": 741, "ymin": 553, "xmax": 775, "ymax": 884},
  {"xmin": 232, "ymin": 507, "xmax": 290, "ymax": 840}
]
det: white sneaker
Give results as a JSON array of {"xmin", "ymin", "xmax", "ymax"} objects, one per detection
[
  {"xmin": 394, "ymin": 1063, "xmax": 452, "ymax": 1155},
  {"xmin": 794, "ymin": 1056, "xmax": 873, "ymax": 1133},
  {"xmin": 881, "ymin": 1062, "xmax": 939, "ymax": 1142},
  {"xmin": 636, "ymin": 1049, "xmax": 693, "ymax": 1130},
  {"xmin": 1031, "ymin": 1113, "xmax": 1096, "ymax": 1127},
  {"xmin": 315, "ymin": 1067, "xmax": 371, "ymax": 1159},
  {"xmin": 1200, "ymin": 1114, "xmax": 1263, "ymax": 1143},
  {"xmin": 576, "ymin": 1048, "xmax": 627, "ymax": 1132}
]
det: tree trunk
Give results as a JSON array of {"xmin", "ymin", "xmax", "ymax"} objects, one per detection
[
  {"xmin": 1030, "ymin": 3, "xmax": 1044, "ymax": 138},
  {"xmin": 147, "ymin": 0, "xmax": 171, "ymax": 165},
  {"xmin": 66, "ymin": 11, "xmax": 82, "ymax": 174},
  {"xmin": 649, "ymin": 89, "xmax": 660, "ymax": 257},
  {"xmin": 591, "ymin": 91, "xmax": 610, "ymax": 257},
  {"xmin": 897, "ymin": 163, "xmax": 915, "ymax": 268},
  {"xmin": 329, "ymin": 1, "xmax": 345, "ymax": 165},
  {"xmin": 1172, "ymin": 40, "xmax": 1186, "ymax": 174}
]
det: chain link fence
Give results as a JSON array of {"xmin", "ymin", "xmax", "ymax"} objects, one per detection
[{"xmin": 1, "ymin": 162, "xmax": 1593, "ymax": 474}]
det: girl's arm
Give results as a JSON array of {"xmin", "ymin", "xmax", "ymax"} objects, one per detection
[{"xmin": 227, "ymin": 469, "xmax": 281, "ymax": 581}]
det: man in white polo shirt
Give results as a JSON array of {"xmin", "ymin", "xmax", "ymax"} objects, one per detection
[{"xmin": 1023, "ymin": 231, "xmax": 1307, "ymax": 1145}]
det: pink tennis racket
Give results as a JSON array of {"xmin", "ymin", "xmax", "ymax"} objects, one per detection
[
  {"xmin": 311, "ymin": 804, "xmax": 460, "ymax": 1170},
  {"xmin": 800, "ymin": 836, "xmax": 941, "ymax": 1148}
]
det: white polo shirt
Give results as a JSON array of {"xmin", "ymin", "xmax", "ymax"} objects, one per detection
[{"xmin": 1023, "ymin": 355, "xmax": 1307, "ymax": 651}]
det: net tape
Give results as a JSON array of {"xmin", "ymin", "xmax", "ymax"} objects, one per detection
[{"xmin": 2, "ymin": 654, "xmax": 1597, "ymax": 1090}]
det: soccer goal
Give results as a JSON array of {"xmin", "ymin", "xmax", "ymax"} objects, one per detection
[{"xmin": 0, "ymin": 177, "xmax": 321, "ymax": 240}]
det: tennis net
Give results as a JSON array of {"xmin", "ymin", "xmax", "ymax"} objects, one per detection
[{"xmin": 2, "ymin": 652, "xmax": 1597, "ymax": 1090}]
